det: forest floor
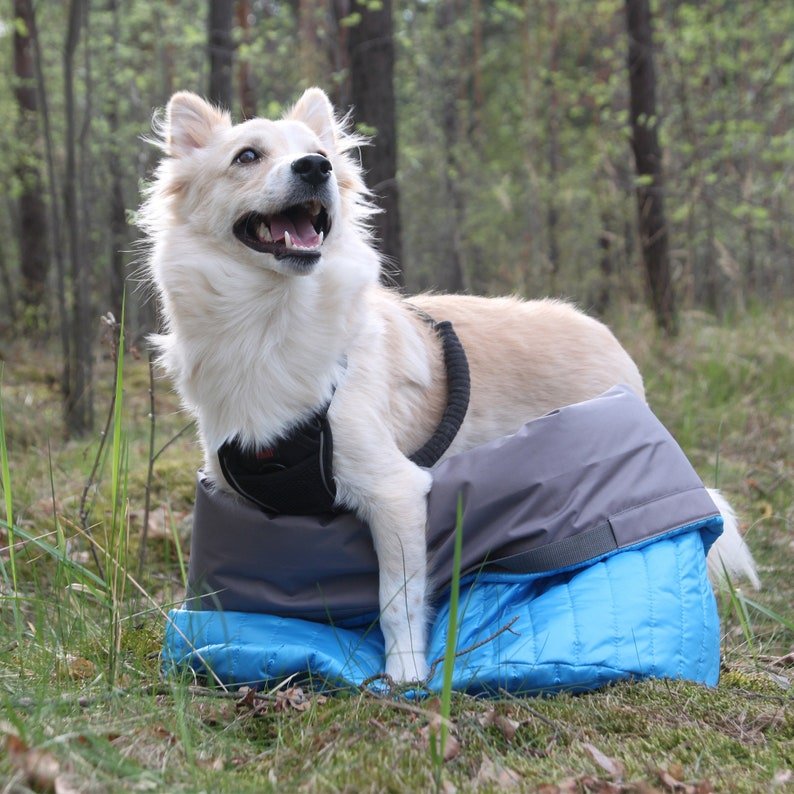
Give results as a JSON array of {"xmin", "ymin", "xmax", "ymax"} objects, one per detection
[{"xmin": 0, "ymin": 303, "xmax": 792, "ymax": 793}]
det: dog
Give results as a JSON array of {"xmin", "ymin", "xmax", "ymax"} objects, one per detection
[{"xmin": 141, "ymin": 88, "xmax": 759, "ymax": 683}]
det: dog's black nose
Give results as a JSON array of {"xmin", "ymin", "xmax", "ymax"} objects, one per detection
[{"xmin": 291, "ymin": 154, "xmax": 332, "ymax": 187}]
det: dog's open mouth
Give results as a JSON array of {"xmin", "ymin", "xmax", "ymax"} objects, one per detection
[{"xmin": 233, "ymin": 200, "xmax": 331, "ymax": 259}]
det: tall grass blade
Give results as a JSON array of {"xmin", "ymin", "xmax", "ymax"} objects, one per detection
[
  {"xmin": 0, "ymin": 368, "xmax": 22, "ymax": 637},
  {"xmin": 106, "ymin": 294, "xmax": 130, "ymax": 686},
  {"xmin": 434, "ymin": 493, "xmax": 464, "ymax": 785}
]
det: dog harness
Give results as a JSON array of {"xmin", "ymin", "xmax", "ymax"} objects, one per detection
[{"xmin": 217, "ymin": 310, "xmax": 471, "ymax": 515}]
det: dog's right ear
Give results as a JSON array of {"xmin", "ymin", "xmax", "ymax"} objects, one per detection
[{"xmin": 165, "ymin": 92, "xmax": 231, "ymax": 157}]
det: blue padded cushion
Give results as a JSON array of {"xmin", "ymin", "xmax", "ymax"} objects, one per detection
[{"xmin": 163, "ymin": 520, "xmax": 721, "ymax": 694}]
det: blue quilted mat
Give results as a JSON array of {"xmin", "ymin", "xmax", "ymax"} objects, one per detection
[{"xmin": 163, "ymin": 520, "xmax": 721, "ymax": 694}]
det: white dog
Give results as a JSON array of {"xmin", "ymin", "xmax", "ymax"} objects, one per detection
[{"xmin": 142, "ymin": 88, "xmax": 758, "ymax": 683}]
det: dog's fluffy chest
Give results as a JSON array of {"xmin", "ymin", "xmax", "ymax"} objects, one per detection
[{"xmin": 156, "ymin": 263, "xmax": 365, "ymax": 461}]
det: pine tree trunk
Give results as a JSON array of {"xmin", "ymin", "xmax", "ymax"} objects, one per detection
[
  {"xmin": 344, "ymin": 0, "xmax": 403, "ymax": 286},
  {"xmin": 236, "ymin": 0, "xmax": 256, "ymax": 118},
  {"xmin": 625, "ymin": 0, "xmax": 677, "ymax": 335},
  {"xmin": 13, "ymin": 0, "xmax": 50, "ymax": 324},
  {"xmin": 208, "ymin": 0, "xmax": 235, "ymax": 109},
  {"xmin": 107, "ymin": 0, "xmax": 126, "ymax": 323},
  {"xmin": 63, "ymin": 0, "xmax": 93, "ymax": 437}
]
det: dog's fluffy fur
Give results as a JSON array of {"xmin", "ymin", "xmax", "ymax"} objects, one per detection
[{"xmin": 142, "ymin": 88, "xmax": 758, "ymax": 682}]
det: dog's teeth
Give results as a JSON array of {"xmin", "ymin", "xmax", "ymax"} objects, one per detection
[
  {"xmin": 317, "ymin": 231, "xmax": 324, "ymax": 246},
  {"xmin": 284, "ymin": 230, "xmax": 294, "ymax": 249},
  {"xmin": 258, "ymin": 223, "xmax": 271, "ymax": 242}
]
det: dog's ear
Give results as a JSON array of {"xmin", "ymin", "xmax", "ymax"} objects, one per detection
[
  {"xmin": 288, "ymin": 88, "xmax": 337, "ymax": 150},
  {"xmin": 165, "ymin": 92, "xmax": 230, "ymax": 157}
]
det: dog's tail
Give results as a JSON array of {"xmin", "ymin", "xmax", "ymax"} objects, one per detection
[{"xmin": 705, "ymin": 488, "xmax": 761, "ymax": 590}]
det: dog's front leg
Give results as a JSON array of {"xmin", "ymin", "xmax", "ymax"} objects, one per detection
[{"xmin": 333, "ymin": 437, "xmax": 433, "ymax": 683}]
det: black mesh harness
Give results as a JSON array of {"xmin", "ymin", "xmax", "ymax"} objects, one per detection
[{"xmin": 217, "ymin": 310, "xmax": 471, "ymax": 515}]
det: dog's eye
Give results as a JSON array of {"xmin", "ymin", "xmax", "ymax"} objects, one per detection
[{"xmin": 233, "ymin": 148, "xmax": 260, "ymax": 165}]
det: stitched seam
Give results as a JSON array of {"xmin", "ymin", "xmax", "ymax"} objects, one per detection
[
  {"xmin": 608, "ymin": 485, "xmax": 718, "ymax": 520},
  {"xmin": 695, "ymin": 538, "xmax": 712, "ymax": 681},
  {"xmin": 603, "ymin": 559, "xmax": 622, "ymax": 674},
  {"xmin": 641, "ymin": 548, "xmax": 656, "ymax": 677},
  {"xmin": 674, "ymin": 536, "xmax": 686, "ymax": 680}
]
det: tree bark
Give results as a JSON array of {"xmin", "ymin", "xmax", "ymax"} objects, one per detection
[
  {"xmin": 625, "ymin": 0, "xmax": 677, "ymax": 335},
  {"xmin": 27, "ymin": 0, "xmax": 71, "ymax": 407},
  {"xmin": 208, "ymin": 0, "xmax": 235, "ymax": 109},
  {"xmin": 236, "ymin": 0, "xmax": 256, "ymax": 118},
  {"xmin": 299, "ymin": 0, "xmax": 324, "ymax": 87},
  {"xmin": 13, "ymin": 0, "xmax": 50, "ymax": 323},
  {"xmin": 545, "ymin": 1, "xmax": 561, "ymax": 294},
  {"xmin": 436, "ymin": 0, "xmax": 467, "ymax": 293},
  {"xmin": 107, "ymin": 0, "xmax": 126, "ymax": 323},
  {"xmin": 63, "ymin": 0, "xmax": 94, "ymax": 436},
  {"xmin": 344, "ymin": 0, "xmax": 403, "ymax": 286}
]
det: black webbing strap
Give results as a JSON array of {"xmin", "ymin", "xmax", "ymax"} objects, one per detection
[
  {"xmin": 409, "ymin": 319, "xmax": 471, "ymax": 469},
  {"xmin": 486, "ymin": 521, "xmax": 620, "ymax": 575}
]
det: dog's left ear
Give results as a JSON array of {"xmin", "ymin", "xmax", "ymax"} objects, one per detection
[{"xmin": 288, "ymin": 88, "xmax": 337, "ymax": 151}]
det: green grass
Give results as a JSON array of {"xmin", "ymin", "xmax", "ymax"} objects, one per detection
[{"xmin": 0, "ymin": 305, "xmax": 792, "ymax": 792}]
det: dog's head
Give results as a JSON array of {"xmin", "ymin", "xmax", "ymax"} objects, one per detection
[{"xmin": 145, "ymin": 88, "xmax": 373, "ymax": 278}]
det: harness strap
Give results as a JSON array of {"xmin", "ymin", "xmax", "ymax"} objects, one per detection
[{"xmin": 408, "ymin": 319, "xmax": 471, "ymax": 468}]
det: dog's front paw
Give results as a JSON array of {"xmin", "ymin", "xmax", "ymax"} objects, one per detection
[{"xmin": 385, "ymin": 651, "xmax": 429, "ymax": 684}]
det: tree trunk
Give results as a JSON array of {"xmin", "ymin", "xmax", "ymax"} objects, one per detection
[
  {"xmin": 436, "ymin": 0, "xmax": 467, "ymax": 293},
  {"xmin": 0, "ymin": 239, "xmax": 17, "ymax": 327},
  {"xmin": 13, "ymin": 0, "xmax": 50, "ymax": 324},
  {"xmin": 28, "ymin": 0, "xmax": 71, "ymax": 407},
  {"xmin": 545, "ymin": 2, "xmax": 561, "ymax": 294},
  {"xmin": 299, "ymin": 0, "xmax": 325, "ymax": 86},
  {"xmin": 344, "ymin": 0, "xmax": 403, "ymax": 286},
  {"xmin": 107, "ymin": 0, "xmax": 126, "ymax": 323},
  {"xmin": 64, "ymin": 0, "xmax": 94, "ymax": 437},
  {"xmin": 328, "ymin": 0, "xmax": 351, "ymax": 109},
  {"xmin": 236, "ymin": 0, "xmax": 256, "ymax": 118},
  {"xmin": 625, "ymin": 0, "xmax": 677, "ymax": 335},
  {"xmin": 208, "ymin": 0, "xmax": 235, "ymax": 109}
]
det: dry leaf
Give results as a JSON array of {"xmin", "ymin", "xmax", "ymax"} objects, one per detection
[
  {"xmin": 275, "ymin": 686, "xmax": 312, "ymax": 712},
  {"xmin": 6, "ymin": 733, "xmax": 65, "ymax": 792},
  {"xmin": 583, "ymin": 743, "xmax": 624, "ymax": 779},
  {"xmin": 475, "ymin": 757, "xmax": 521, "ymax": 788},
  {"xmin": 54, "ymin": 774, "xmax": 84, "ymax": 794},
  {"xmin": 66, "ymin": 656, "xmax": 96, "ymax": 680},
  {"xmin": 420, "ymin": 723, "xmax": 460, "ymax": 762},
  {"xmin": 658, "ymin": 768, "xmax": 697, "ymax": 793},
  {"xmin": 196, "ymin": 754, "xmax": 225, "ymax": 771},
  {"xmin": 149, "ymin": 725, "xmax": 177, "ymax": 745},
  {"xmin": 425, "ymin": 696, "xmax": 442, "ymax": 714},
  {"xmin": 442, "ymin": 733, "xmax": 461, "ymax": 762},
  {"xmin": 479, "ymin": 708, "xmax": 521, "ymax": 741},
  {"xmin": 236, "ymin": 686, "xmax": 258, "ymax": 710}
]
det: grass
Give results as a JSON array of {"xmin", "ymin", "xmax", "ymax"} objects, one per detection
[{"xmin": 0, "ymin": 304, "xmax": 792, "ymax": 792}]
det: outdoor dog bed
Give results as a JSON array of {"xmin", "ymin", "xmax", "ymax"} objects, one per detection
[{"xmin": 162, "ymin": 386, "xmax": 723, "ymax": 694}]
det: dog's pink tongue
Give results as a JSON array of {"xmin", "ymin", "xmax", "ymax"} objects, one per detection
[{"xmin": 269, "ymin": 214, "xmax": 321, "ymax": 247}]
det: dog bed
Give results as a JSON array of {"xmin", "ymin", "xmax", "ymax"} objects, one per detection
[{"xmin": 162, "ymin": 386, "xmax": 723, "ymax": 694}]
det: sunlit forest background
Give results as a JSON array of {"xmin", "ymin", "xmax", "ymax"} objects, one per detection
[
  {"xmin": 0, "ymin": 4, "xmax": 792, "ymax": 789},
  {"xmin": 1, "ymin": 0, "xmax": 792, "ymax": 437}
]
